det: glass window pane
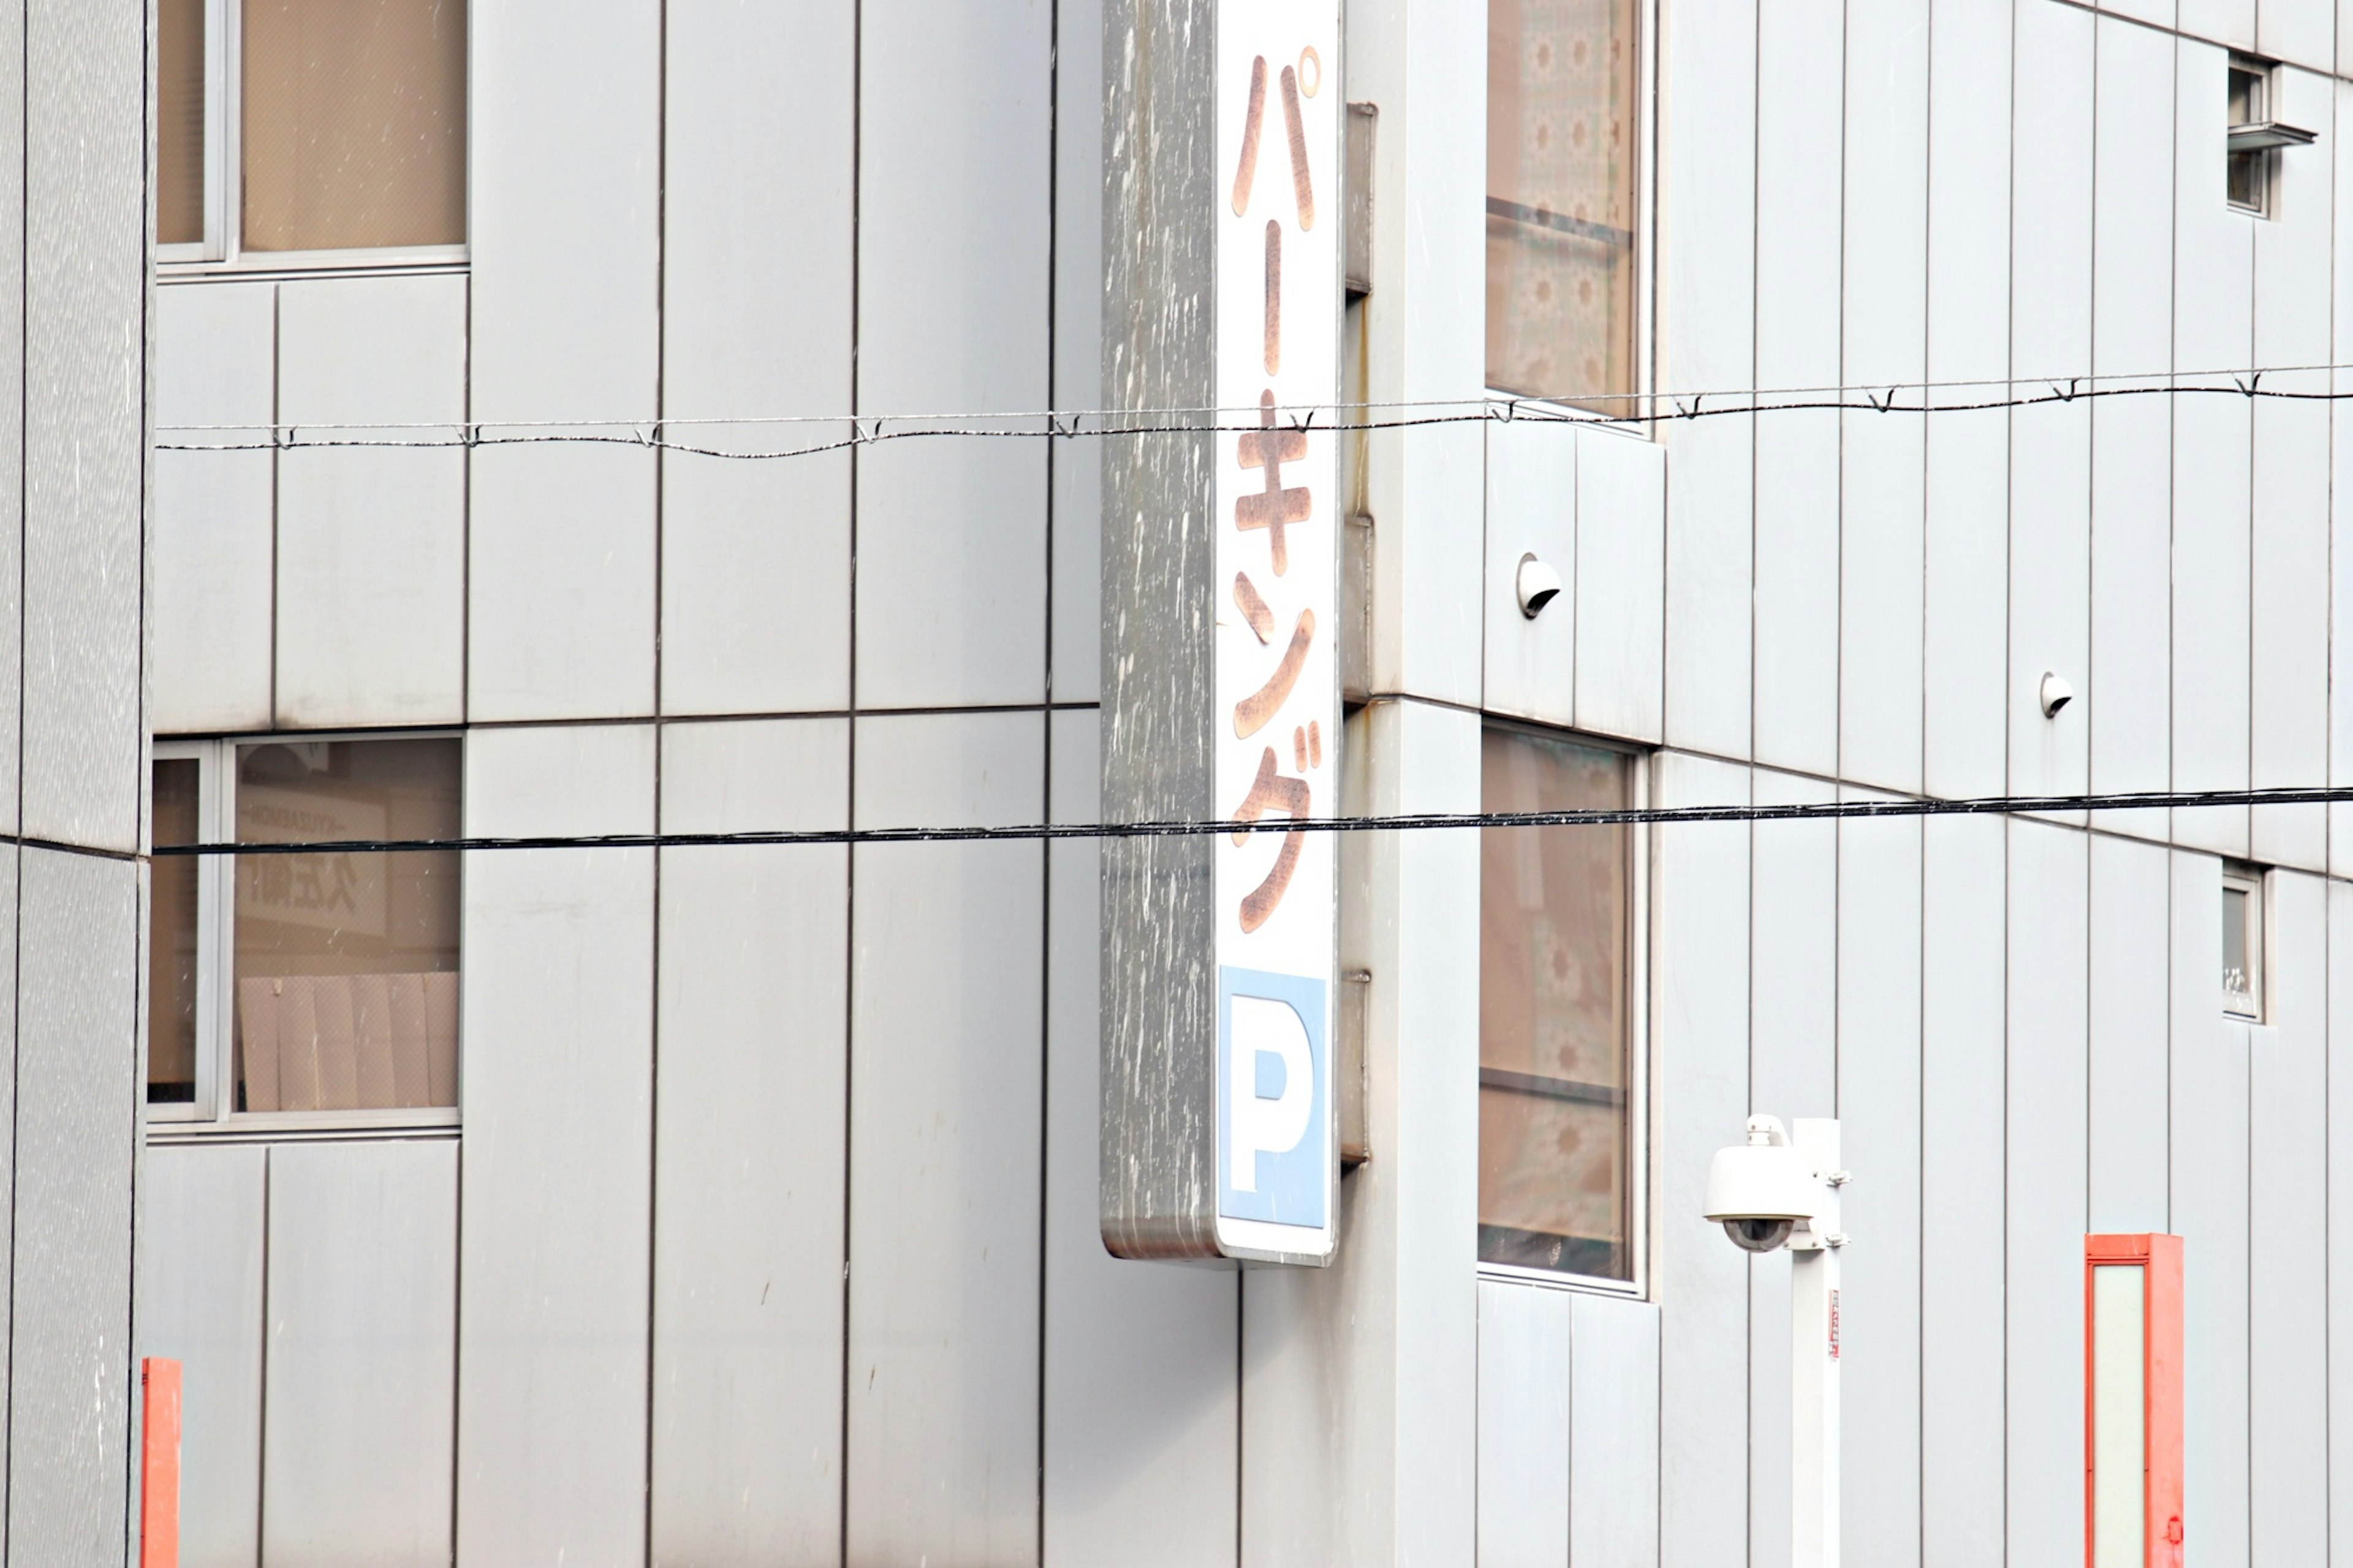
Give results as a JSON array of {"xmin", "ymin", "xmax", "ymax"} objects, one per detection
[
  {"xmin": 241, "ymin": 0, "xmax": 466, "ymax": 252},
  {"xmin": 2222, "ymin": 885, "xmax": 2254, "ymax": 1015},
  {"xmin": 234, "ymin": 738, "xmax": 460, "ymax": 1112},
  {"xmin": 1486, "ymin": 0, "xmax": 1639, "ymax": 411},
  {"xmin": 158, "ymin": 0, "xmax": 207, "ymax": 245},
  {"xmin": 1479, "ymin": 725, "xmax": 1631, "ymax": 1279},
  {"xmin": 149, "ymin": 759, "xmax": 202, "ymax": 1104}
]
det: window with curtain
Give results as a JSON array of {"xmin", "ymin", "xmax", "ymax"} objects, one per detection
[
  {"xmin": 1478, "ymin": 725, "xmax": 1635, "ymax": 1281},
  {"xmin": 154, "ymin": 0, "xmax": 468, "ymax": 257},
  {"xmin": 1485, "ymin": 0, "xmax": 1640, "ymax": 411}
]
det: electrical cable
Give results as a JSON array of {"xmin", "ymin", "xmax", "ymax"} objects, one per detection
[
  {"xmin": 150, "ymin": 365, "xmax": 2353, "ymax": 461},
  {"xmin": 149, "ymin": 781, "xmax": 2353, "ymax": 857}
]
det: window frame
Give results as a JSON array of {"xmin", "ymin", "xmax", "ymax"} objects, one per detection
[
  {"xmin": 158, "ymin": 0, "xmax": 471, "ymax": 277},
  {"xmin": 1473, "ymin": 721, "xmax": 1651, "ymax": 1301},
  {"xmin": 2222, "ymin": 862, "xmax": 2267, "ymax": 1023},
  {"xmin": 148, "ymin": 730, "xmax": 464, "ymax": 1140},
  {"xmin": 1480, "ymin": 0, "xmax": 1659, "ymax": 431}
]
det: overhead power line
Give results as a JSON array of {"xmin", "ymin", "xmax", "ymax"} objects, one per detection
[
  {"xmin": 150, "ymin": 365, "xmax": 2353, "ymax": 462},
  {"xmin": 151, "ymin": 781, "xmax": 2353, "ymax": 857}
]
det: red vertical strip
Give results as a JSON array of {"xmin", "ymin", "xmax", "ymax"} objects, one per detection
[
  {"xmin": 2143, "ymin": 1235, "xmax": 2186, "ymax": 1568},
  {"xmin": 2085, "ymin": 1235, "xmax": 2186, "ymax": 1568},
  {"xmin": 140, "ymin": 1357, "xmax": 181, "ymax": 1568}
]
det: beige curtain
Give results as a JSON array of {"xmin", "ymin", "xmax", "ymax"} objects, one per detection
[
  {"xmin": 157, "ymin": 0, "xmax": 205, "ymax": 244},
  {"xmin": 243, "ymin": 0, "xmax": 466, "ymax": 251},
  {"xmin": 1485, "ymin": 0, "xmax": 1638, "ymax": 407}
]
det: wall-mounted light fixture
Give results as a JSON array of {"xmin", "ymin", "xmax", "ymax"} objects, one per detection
[
  {"xmin": 2040, "ymin": 672, "xmax": 2074, "ymax": 718},
  {"xmin": 1515, "ymin": 553, "xmax": 1561, "ymax": 619}
]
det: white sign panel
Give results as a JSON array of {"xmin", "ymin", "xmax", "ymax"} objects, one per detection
[{"xmin": 1213, "ymin": 2, "xmax": 1339, "ymax": 1263}]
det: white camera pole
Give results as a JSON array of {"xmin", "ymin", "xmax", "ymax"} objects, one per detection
[
  {"xmin": 1704, "ymin": 1113, "xmax": 1853, "ymax": 1568},
  {"xmin": 1786, "ymin": 1118, "xmax": 1847, "ymax": 1568}
]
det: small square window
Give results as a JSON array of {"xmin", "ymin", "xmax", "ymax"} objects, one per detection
[{"xmin": 2222, "ymin": 864, "xmax": 2265, "ymax": 1021}]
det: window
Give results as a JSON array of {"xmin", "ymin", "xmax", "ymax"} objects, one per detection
[
  {"xmin": 148, "ymin": 735, "xmax": 462, "ymax": 1126},
  {"xmin": 156, "ymin": 0, "xmax": 468, "ymax": 263},
  {"xmin": 1485, "ymin": 0, "xmax": 1642, "ymax": 412},
  {"xmin": 1479, "ymin": 724, "xmax": 1641, "ymax": 1284},
  {"xmin": 2222, "ymin": 863, "xmax": 2265, "ymax": 1021},
  {"xmin": 2227, "ymin": 60, "xmax": 2272, "ymax": 213},
  {"xmin": 2224, "ymin": 56, "xmax": 2314, "ymax": 218}
]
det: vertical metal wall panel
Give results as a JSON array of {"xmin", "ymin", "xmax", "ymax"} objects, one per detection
[
  {"xmin": 2172, "ymin": 40, "xmax": 2254, "ymax": 860},
  {"xmin": 0, "ymin": 0, "xmax": 20, "ymax": 833},
  {"xmin": 261, "ymin": 1140, "xmax": 457, "ymax": 1566},
  {"xmin": 273, "ymin": 275, "xmax": 467, "ymax": 729},
  {"xmin": 2258, "ymin": 0, "xmax": 2333, "ymax": 71},
  {"xmin": 1473, "ymin": 1281, "xmax": 1569, "ymax": 1568},
  {"xmin": 1836, "ymin": 0, "xmax": 1927, "ymax": 797},
  {"xmin": 2004, "ymin": 820, "xmax": 2089, "ymax": 1568},
  {"xmin": 1567, "ymin": 1293, "xmax": 1660, "ymax": 1568},
  {"xmin": 2251, "ymin": 872, "xmax": 2328, "ymax": 1568},
  {"xmin": 1651, "ymin": 752, "xmax": 1751, "ymax": 1568},
  {"xmin": 1920, "ymin": 814, "xmax": 2006, "ymax": 1568},
  {"xmin": 1835, "ymin": 809, "xmax": 1922, "ymax": 1568},
  {"xmin": 1749, "ymin": 1, "xmax": 1842, "ymax": 779},
  {"xmin": 0, "ymin": 847, "xmax": 17, "ymax": 1507},
  {"xmin": 1922, "ymin": 0, "xmax": 2013, "ymax": 801},
  {"xmin": 2251, "ymin": 67, "xmax": 2335, "ymax": 872},
  {"xmin": 847, "ymin": 710, "xmax": 1044, "ymax": 1567},
  {"xmin": 2326, "ymin": 881, "xmax": 2353, "ymax": 1565},
  {"xmin": 1240, "ymin": 697, "xmax": 1480, "ymax": 1566},
  {"xmin": 1748, "ymin": 768, "xmax": 1835, "ymax": 1568},
  {"xmin": 2333, "ymin": 78, "xmax": 2353, "ymax": 880},
  {"xmin": 2088, "ymin": 833, "xmax": 2172, "ymax": 1231},
  {"xmin": 9, "ymin": 849, "xmax": 136, "ymax": 1564},
  {"xmin": 1657, "ymin": 1, "xmax": 1754, "ymax": 757},
  {"xmin": 468, "ymin": 0, "xmax": 659, "ymax": 722},
  {"xmin": 469, "ymin": 449, "xmax": 656, "ymax": 720},
  {"xmin": 1482, "ymin": 419, "xmax": 1576, "ymax": 727},
  {"xmin": 1572, "ymin": 426, "xmax": 1664, "ymax": 746},
  {"xmin": 1041, "ymin": 707, "xmax": 1238, "ymax": 1567},
  {"xmin": 140, "ymin": 1144, "xmax": 265, "ymax": 1568},
  {"xmin": 1050, "ymin": 0, "xmax": 1104, "ymax": 706},
  {"xmin": 854, "ymin": 0, "xmax": 1050, "ymax": 709},
  {"xmin": 2088, "ymin": 18, "xmax": 2176, "ymax": 846},
  {"xmin": 2007, "ymin": 2, "xmax": 2093, "ymax": 813},
  {"xmin": 2099, "ymin": 0, "xmax": 2175, "ymax": 39},
  {"xmin": 2170, "ymin": 848, "xmax": 2250, "ymax": 1568},
  {"xmin": 457, "ymin": 725, "xmax": 656, "ymax": 1568},
  {"xmin": 651, "ymin": 718, "xmax": 849, "ymax": 1566},
  {"xmin": 2179, "ymin": 0, "xmax": 2256, "ymax": 53},
  {"xmin": 1352, "ymin": 0, "xmax": 1485, "ymax": 709},
  {"xmin": 153, "ymin": 282, "xmax": 274, "ymax": 735},
  {"xmin": 659, "ymin": 1, "xmax": 854, "ymax": 717},
  {"xmin": 20, "ymin": 0, "xmax": 141, "ymax": 853}
]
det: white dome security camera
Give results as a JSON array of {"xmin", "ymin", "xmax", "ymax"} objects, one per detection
[
  {"xmin": 1515, "ymin": 553, "xmax": 1562, "ymax": 619},
  {"xmin": 1703, "ymin": 1114, "xmax": 1821, "ymax": 1255}
]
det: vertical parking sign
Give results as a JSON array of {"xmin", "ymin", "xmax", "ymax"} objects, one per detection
[{"xmin": 1211, "ymin": 2, "xmax": 1339, "ymax": 1262}]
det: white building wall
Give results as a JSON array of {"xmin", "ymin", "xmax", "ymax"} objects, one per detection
[{"xmin": 138, "ymin": 1, "xmax": 2353, "ymax": 1565}]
